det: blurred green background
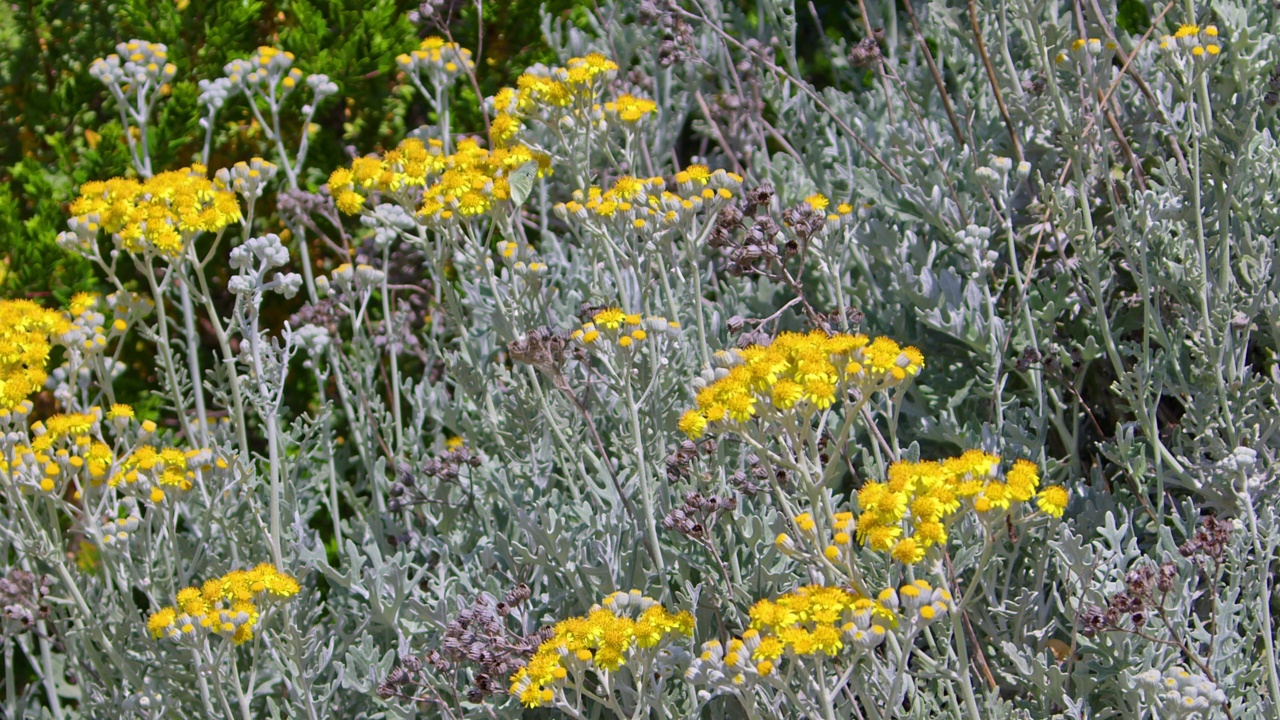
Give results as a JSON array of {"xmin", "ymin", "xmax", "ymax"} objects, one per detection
[{"xmin": 0, "ymin": 0, "xmax": 607, "ymax": 303}]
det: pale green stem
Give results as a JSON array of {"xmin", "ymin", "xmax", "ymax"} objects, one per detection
[
  {"xmin": 142, "ymin": 259, "xmax": 196, "ymax": 443},
  {"xmin": 312, "ymin": 363, "xmax": 345, "ymax": 551},
  {"xmin": 815, "ymin": 655, "xmax": 839, "ymax": 720},
  {"xmin": 36, "ymin": 632, "xmax": 64, "ymax": 719},
  {"xmin": 240, "ymin": 285, "xmax": 286, "ymax": 566},
  {"xmin": 228, "ymin": 646, "xmax": 254, "ymax": 720},
  {"xmin": 381, "ymin": 247, "xmax": 405, "ymax": 454},
  {"xmin": 949, "ymin": 606, "xmax": 983, "ymax": 719},
  {"xmin": 189, "ymin": 647, "xmax": 220, "ymax": 719},
  {"xmin": 179, "ymin": 278, "xmax": 211, "ymax": 445},
  {"xmin": 1242, "ymin": 482, "xmax": 1280, "ymax": 720},
  {"xmin": 184, "ymin": 249, "xmax": 252, "ymax": 465},
  {"xmin": 3, "ymin": 638, "xmax": 14, "ymax": 719},
  {"xmin": 624, "ymin": 363, "xmax": 666, "ymax": 576}
]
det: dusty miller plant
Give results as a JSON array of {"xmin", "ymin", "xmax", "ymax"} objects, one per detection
[{"xmin": 1, "ymin": 0, "xmax": 1278, "ymax": 718}]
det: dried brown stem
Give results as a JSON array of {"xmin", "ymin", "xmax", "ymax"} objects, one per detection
[
  {"xmin": 675, "ymin": 5, "xmax": 908, "ymax": 185},
  {"xmin": 850, "ymin": 0, "xmax": 897, "ymax": 124},
  {"xmin": 968, "ymin": 0, "xmax": 1024, "ymax": 163},
  {"xmin": 1084, "ymin": 0, "xmax": 1189, "ymax": 176},
  {"xmin": 902, "ymin": 0, "xmax": 967, "ymax": 147},
  {"xmin": 693, "ymin": 89, "xmax": 745, "ymax": 176}
]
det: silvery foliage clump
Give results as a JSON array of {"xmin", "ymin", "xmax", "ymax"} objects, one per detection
[{"xmin": 2, "ymin": 0, "xmax": 1280, "ymax": 718}]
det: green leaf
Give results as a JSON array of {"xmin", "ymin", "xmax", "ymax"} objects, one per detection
[{"xmin": 1116, "ymin": 0, "xmax": 1150, "ymax": 34}]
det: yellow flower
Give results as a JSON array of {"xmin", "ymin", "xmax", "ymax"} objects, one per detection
[
  {"xmin": 592, "ymin": 308, "xmax": 626, "ymax": 329},
  {"xmin": 509, "ymin": 595, "xmax": 691, "ymax": 708},
  {"xmin": 489, "ymin": 112, "xmax": 521, "ymax": 146},
  {"xmin": 804, "ymin": 193, "xmax": 829, "ymax": 211},
  {"xmin": 68, "ymin": 292, "xmax": 99, "ymax": 316},
  {"xmin": 148, "ymin": 564, "xmax": 299, "ymax": 645},
  {"xmin": 147, "ymin": 607, "xmax": 176, "ymax": 637},
  {"xmin": 335, "ymin": 190, "xmax": 364, "ymax": 215},
  {"xmin": 795, "ymin": 512, "xmax": 816, "ymax": 533},
  {"xmin": 1037, "ymin": 486, "xmax": 1069, "ymax": 517},
  {"xmin": 678, "ymin": 410, "xmax": 707, "ymax": 439},
  {"xmin": 1006, "ymin": 459, "xmax": 1040, "ymax": 501},
  {"xmin": 68, "ymin": 167, "xmax": 242, "ymax": 260},
  {"xmin": 605, "ymin": 93, "xmax": 658, "ymax": 122},
  {"xmin": 891, "ymin": 537, "xmax": 925, "ymax": 564}
]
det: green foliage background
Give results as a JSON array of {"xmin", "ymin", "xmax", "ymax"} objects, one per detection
[{"xmin": 0, "ymin": 0, "xmax": 605, "ymax": 303}]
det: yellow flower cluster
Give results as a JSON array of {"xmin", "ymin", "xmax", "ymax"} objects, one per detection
[
  {"xmin": 748, "ymin": 585, "xmax": 885, "ymax": 669},
  {"xmin": 65, "ymin": 165, "xmax": 242, "ymax": 260},
  {"xmin": 678, "ymin": 331, "xmax": 923, "ymax": 439},
  {"xmin": 328, "ymin": 137, "xmax": 550, "ymax": 222},
  {"xmin": 488, "ymin": 110, "xmax": 522, "ymax": 147},
  {"xmin": 106, "ymin": 443, "xmax": 215, "ymax": 503},
  {"xmin": 1054, "ymin": 36, "xmax": 1119, "ymax": 64},
  {"xmin": 396, "ymin": 36, "xmax": 474, "ymax": 80},
  {"xmin": 5, "ymin": 412, "xmax": 102, "ymax": 494},
  {"xmin": 1069, "ymin": 37, "xmax": 1113, "ymax": 54},
  {"xmin": 147, "ymin": 564, "xmax": 301, "ymax": 645},
  {"xmin": 840, "ymin": 452, "xmax": 1067, "ymax": 565},
  {"xmin": 3, "ymin": 403, "xmax": 217, "ymax": 506},
  {"xmin": 53, "ymin": 292, "xmax": 115, "ymax": 357},
  {"xmin": 494, "ymin": 239, "xmax": 547, "ymax": 276},
  {"xmin": 1159, "ymin": 24, "xmax": 1222, "ymax": 58},
  {"xmin": 570, "ymin": 308, "xmax": 681, "ymax": 350},
  {"xmin": 329, "ymin": 137, "xmax": 440, "ymax": 213},
  {"xmin": 509, "ymin": 590, "xmax": 694, "ymax": 708},
  {"xmin": 604, "ymin": 93, "xmax": 658, "ymax": 123},
  {"xmin": 485, "ymin": 54, "xmax": 654, "ymax": 148},
  {"xmin": 803, "ymin": 193, "xmax": 858, "ymax": 230},
  {"xmin": 515, "ymin": 53, "xmax": 618, "ymax": 110},
  {"xmin": 556, "ymin": 166, "xmax": 743, "ymax": 234},
  {"xmin": 686, "ymin": 583, "xmax": 949, "ymax": 687},
  {"xmin": 0, "ymin": 300, "xmax": 60, "ymax": 412}
]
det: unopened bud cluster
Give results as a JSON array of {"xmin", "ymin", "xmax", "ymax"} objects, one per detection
[{"xmin": 89, "ymin": 40, "xmax": 176, "ymax": 87}]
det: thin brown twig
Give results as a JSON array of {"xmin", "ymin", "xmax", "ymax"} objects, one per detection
[
  {"xmin": 435, "ymin": 11, "xmax": 491, "ymax": 140},
  {"xmin": 1097, "ymin": 0, "xmax": 1177, "ymax": 112},
  {"xmin": 848, "ymin": 0, "xmax": 897, "ymax": 124},
  {"xmin": 1084, "ymin": 0, "xmax": 1189, "ymax": 176},
  {"xmin": 759, "ymin": 117, "xmax": 805, "ymax": 163},
  {"xmin": 968, "ymin": 0, "xmax": 1024, "ymax": 163},
  {"xmin": 693, "ymin": 90, "xmax": 745, "ymax": 176},
  {"xmin": 962, "ymin": 605, "xmax": 998, "ymax": 690},
  {"xmin": 1100, "ymin": 92, "xmax": 1148, "ymax": 191},
  {"xmin": 1075, "ymin": 0, "xmax": 1183, "ymax": 179},
  {"xmin": 547, "ymin": 372, "xmax": 658, "ymax": 569},
  {"xmin": 902, "ymin": 0, "xmax": 966, "ymax": 147},
  {"xmin": 878, "ymin": 60, "xmax": 971, "ymax": 228},
  {"xmin": 859, "ymin": 406, "xmax": 896, "ymax": 460},
  {"xmin": 675, "ymin": 5, "xmax": 908, "ymax": 185},
  {"xmin": 1070, "ymin": 0, "xmax": 1147, "ymax": 190},
  {"xmin": 1065, "ymin": 555, "xmax": 1102, "ymax": 673}
]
